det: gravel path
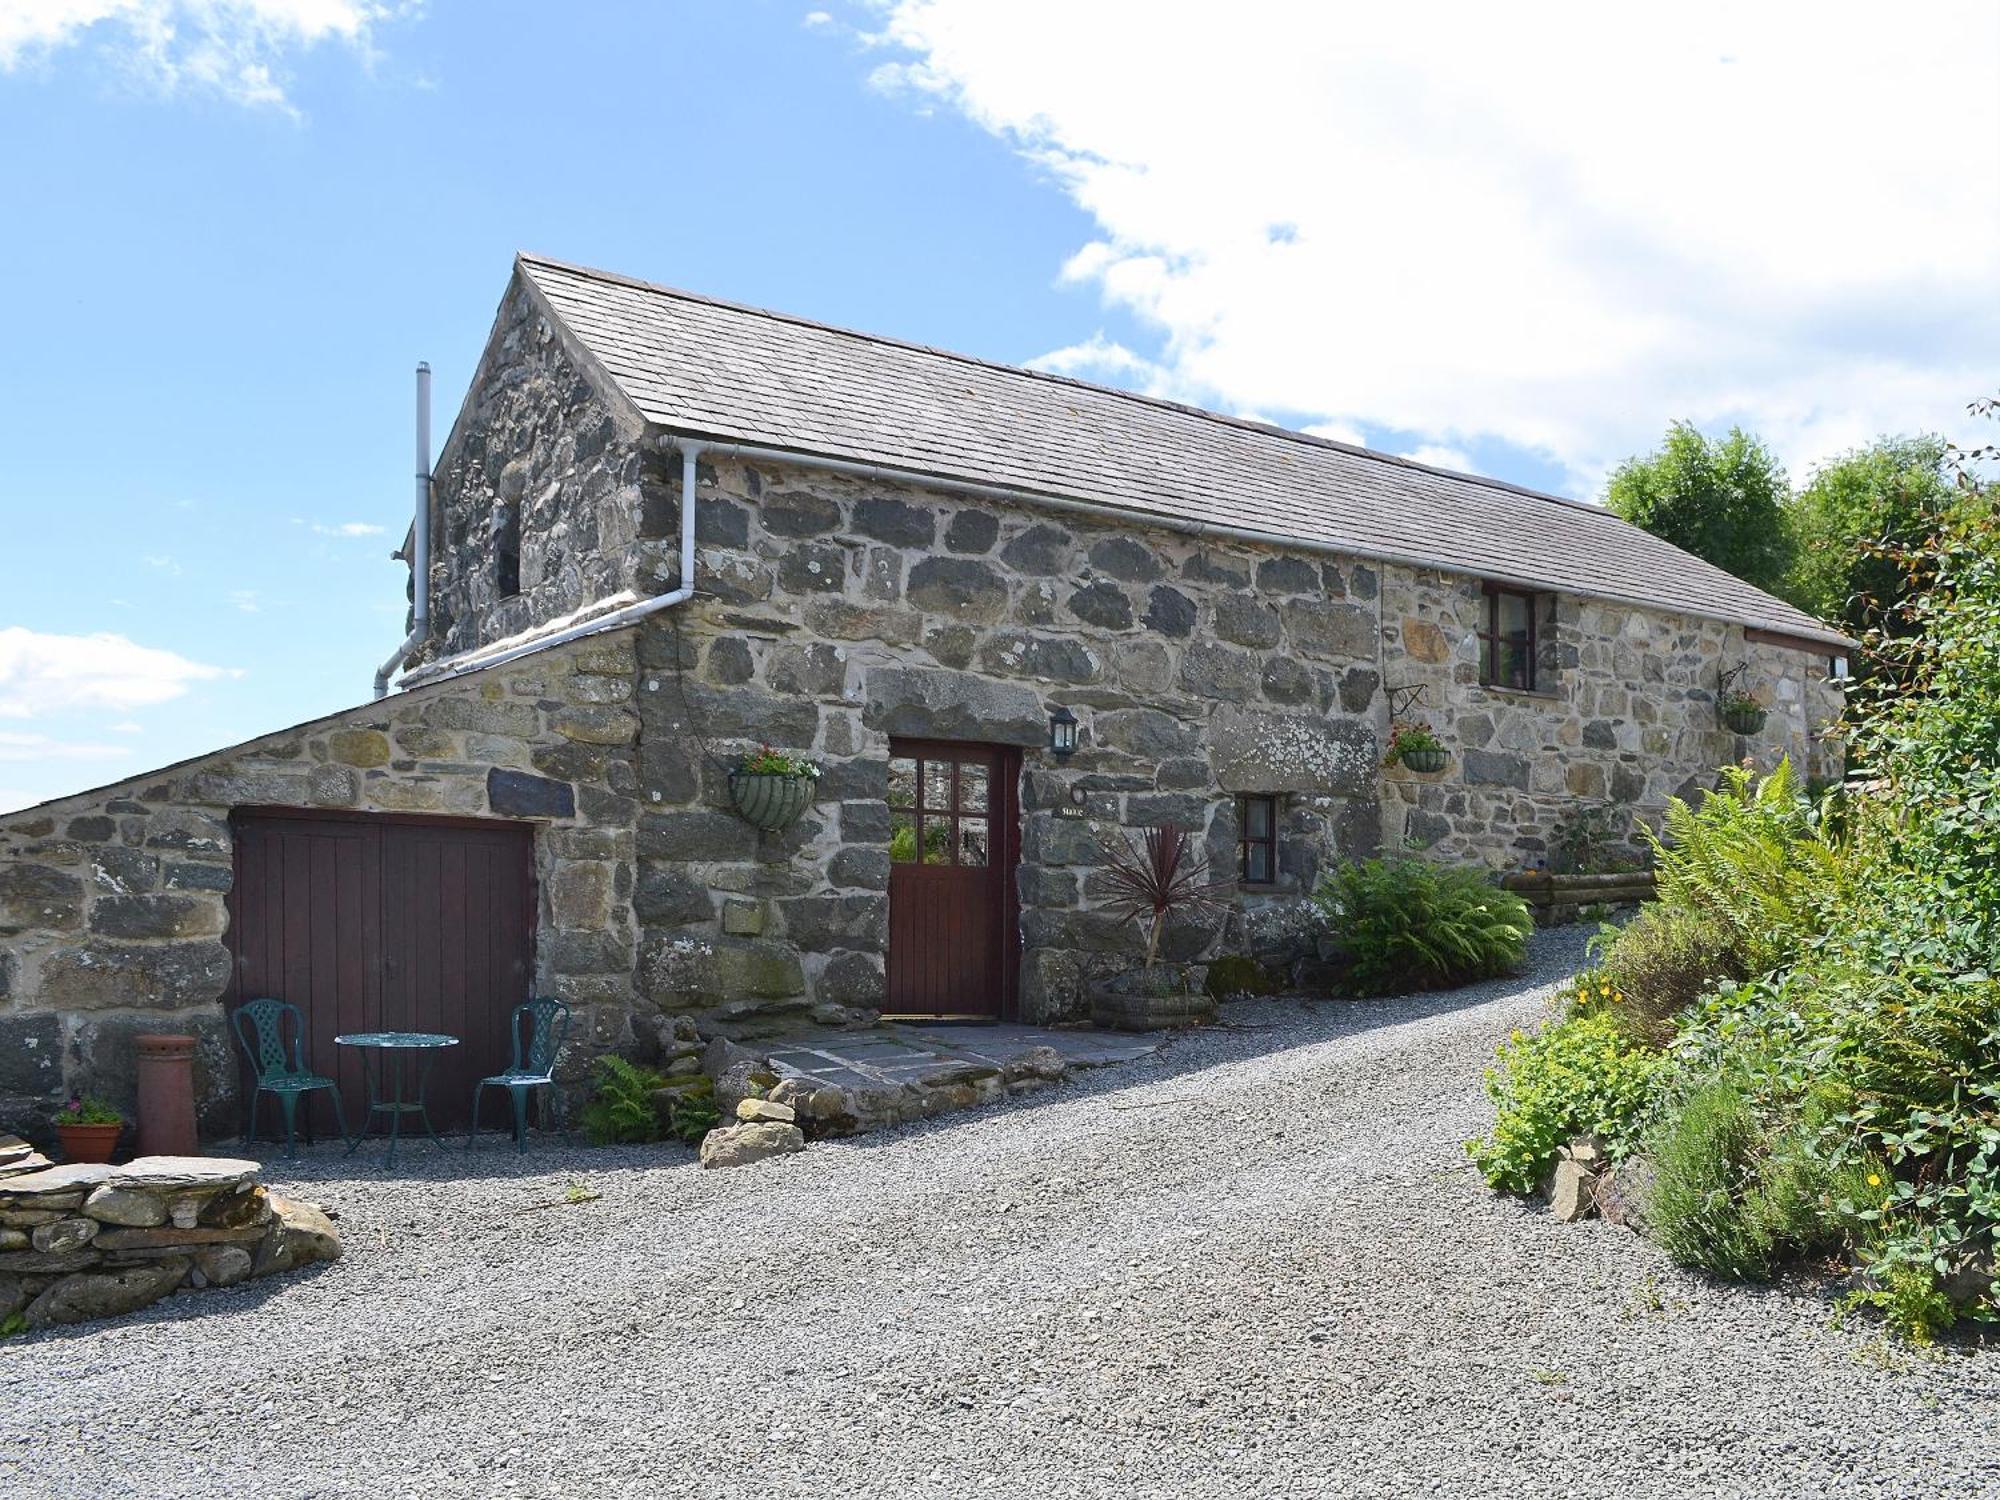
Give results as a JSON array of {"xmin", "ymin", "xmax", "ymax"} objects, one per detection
[{"xmin": 7, "ymin": 929, "xmax": 1994, "ymax": 1499}]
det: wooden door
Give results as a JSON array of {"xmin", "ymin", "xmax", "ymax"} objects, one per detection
[
  {"xmin": 885, "ymin": 740, "xmax": 1020, "ymax": 1020},
  {"xmin": 226, "ymin": 810, "xmax": 536, "ymax": 1133}
]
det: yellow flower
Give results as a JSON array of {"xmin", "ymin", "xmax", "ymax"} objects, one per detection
[{"xmin": 1867, "ymin": 1172, "xmax": 1882, "ymax": 1187}]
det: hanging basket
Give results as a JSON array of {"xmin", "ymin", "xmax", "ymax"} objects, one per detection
[
  {"xmin": 1722, "ymin": 704, "xmax": 1768, "ymax": 735},
  {"xmin": 1397, "ymin": 748, "xmax": 1449, "ymax": 774},
  {"xmin": 727, "ymin": 771, "xmax": 816, "ymax": 833}
]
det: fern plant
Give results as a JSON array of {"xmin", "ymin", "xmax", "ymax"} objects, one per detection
[
  {"xmin": 1643, "ymin": 757, "xmax": 1848, "ymax": 974},
  {"xmin": 1314, "ymin": 858, "xmax": 1533, "ymax": 995},
  {"xmin": 579, "ymin": 1056, "xmax": 673, "ymax": 1145}
]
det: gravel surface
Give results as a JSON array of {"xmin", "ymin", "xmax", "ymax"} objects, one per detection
[{"xmin": 7, "ymin": 928, "xmax": 1995, "ymax": 1499}]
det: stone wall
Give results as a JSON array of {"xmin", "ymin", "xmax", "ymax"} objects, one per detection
[
  {"xmin": 625, "ymin": 450, "xmax": 1388, "ymax": 1025},
  {"xmin": 0, "ymin": 639, "xmax": 642, "ymax": 1138},
  {"xmin": 0, "ymin": 1146, "xmax": 338, "ymax": 1330},
  {"xmin": 1377, "ymin": 569, "xmax": 1845, "ymax": 867},
  {"xmin": 417, "ymin": 274, "xmax": 669, "ymax": 666}
]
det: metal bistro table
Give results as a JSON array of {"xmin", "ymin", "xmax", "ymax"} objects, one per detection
[{"xmin": 335, "ymin": 1031, "xmax": 459, "ymax": 1166}]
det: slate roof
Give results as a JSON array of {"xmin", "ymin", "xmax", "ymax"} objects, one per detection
[{"xmin": 518, "ymin": 253, "xmax": 1850, "ymax": 649}]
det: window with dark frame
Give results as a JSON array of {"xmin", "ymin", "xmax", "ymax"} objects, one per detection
[
  {"xmin": 1478, "ymin": 584, "xmax": 1537, "ymax": 691},
  {"xmin": 1238, "ymin": 794, "xmax": 1278, "ymax": 885}
]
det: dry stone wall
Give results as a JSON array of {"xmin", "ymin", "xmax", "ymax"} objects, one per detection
[
  {"xmin": 0, "ymin": 1144, "xmax": 338, "ymax": 1330},
  {"xmin": 417, "ymin": 276, "xmax": 671, "ymax": 666},
  {"xmin": 1377, "ymin": 569, "xmax": 1845, "ymax": 866},
  {"xmin": 627, "ymin": 451, "xmax": 1388, "ymax": 1024},
  {"xmin": 0, "ymin": 639, "xmax": 642, "ymax": 1138}
]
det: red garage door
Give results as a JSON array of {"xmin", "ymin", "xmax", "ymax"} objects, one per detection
[{"xmin": 225, "ymin": 810, "xmax": 537, "ymax": 1134}]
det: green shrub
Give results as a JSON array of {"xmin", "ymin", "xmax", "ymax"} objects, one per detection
[
  {"xmin": 1647, "ymin": 1075, "xmax": 1875, "ymax": 1281},
  {"xmin": 1204, "ymin": 954, "xmax": 1283, "ymax": 999},
  {"xmin": 1589, "ymin": 906, "xmax": 1743, "ymax": 1045},
  {"xmin": 1468, "ymin": 1011, "xmax": 1668, "ymax": 1195},
  {"xmin": 578, "ymin": 1056, "xmax": 719, "ymax": 1146},
  {"xmin": 1314, "ymin": 858, "xmax": 1533, "ymax": 996},
  {"xmin": 1842, "ymin": 1264, "xmax": 1959, "ymax": 1345}
]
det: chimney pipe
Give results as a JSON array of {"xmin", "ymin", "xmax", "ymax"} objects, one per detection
[{"xmin": 373, "ymin": 361, "xmax": 433, "ymax": 698}]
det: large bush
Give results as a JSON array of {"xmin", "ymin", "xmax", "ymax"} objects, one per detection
[
  {"xmin": 1648, "ymin": 485, "xmax": 2000, "ymax": 1331},
  {"xmin": 1313, "ymin": 858, "xmax": 1532, "ymax": 996},
  {"xmin": 1468, "ymin": 1010, "xmax": 1667, "ymax": 1195}
]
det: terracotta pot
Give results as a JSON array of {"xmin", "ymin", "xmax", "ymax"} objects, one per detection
[
  {"xmin": 56, "ymin": 1122, "xmax": 122, "ymax": 1164},
  {"xmin": 136, "ymin": 1033, "xmax": 199, "ymax": 1157}
]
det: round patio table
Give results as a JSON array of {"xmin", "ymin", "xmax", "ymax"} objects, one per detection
[{"xmin": 335, "ymin": 1031, "xmax": 459, "ymax": 1167}]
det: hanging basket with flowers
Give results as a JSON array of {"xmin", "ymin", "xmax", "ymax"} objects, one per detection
[
  {"xmin": 1384, "ymin": 720, "xmax": 1449, "ymax": 774},
  {"xmin": 1719, "ymin": 690, "xmax": 1768, "ymax": 736},
  {"xmin": 727, "ymin": 746, "xmax": 821, "ymax": 833}
]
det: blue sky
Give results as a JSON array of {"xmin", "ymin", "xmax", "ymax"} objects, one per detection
[{"xmin": 1, "ymin": 1, "xmax": 1994, "ymax": 810}]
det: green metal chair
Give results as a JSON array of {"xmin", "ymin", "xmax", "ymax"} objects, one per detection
[
  {"xmin": 467, "ymin": 998, "xmax": 571, "ymax": 1153},
  {"xmin": 231, "ymin": 998, "xmax": 351, "ymax": 1159}
]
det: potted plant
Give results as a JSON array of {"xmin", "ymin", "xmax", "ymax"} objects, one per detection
[
  {"xmin": 55, "ymin": 1095, "xmax": 123, "ymax": 1163},
  {"xmin": 1385, "ymin": 720, "xmax": 1449, "ymax": 773},
  {"xmin": 727, "ymin": 745, "xmax": 821, "ymax": 832},
  {"xmin": 1719, "ymin": 689, "xmax": 1767, "ymax": 735},
  {"xmin": 1088, "ymin": 825, "xmax": 1233, "ymax": 1031}
]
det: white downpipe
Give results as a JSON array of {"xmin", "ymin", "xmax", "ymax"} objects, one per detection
[
  {"xmin": 402, "ymin": 439, "xmax": 705, "ymax": 685},
  {"xmin": 374, "ymin": 362, "xmax": 434, "ymax": 699}
]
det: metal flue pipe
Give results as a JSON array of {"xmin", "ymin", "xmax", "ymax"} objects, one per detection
[{"xmin": 373, "ymin": 362, "xmax": 433, "ymax": 699}]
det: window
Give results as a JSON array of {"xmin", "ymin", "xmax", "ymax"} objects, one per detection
[
  {"xmin": 1478, "ymin": 585, "xmax": 1537, "ymax": 691},
  {"xmin": 1238, "ymin": 794, "xmax": 1278, "ymax": 885},
  {"xmin": 888, "ymin": 753, "xmax": 990, "ymax": 867},
  {"xmin": 494, "ymin": 502, "xmax": 521, "ymax": 599}
]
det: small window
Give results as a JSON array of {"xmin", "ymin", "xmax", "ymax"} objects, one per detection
[
  {"xmin": 494, "ymin": 502, "xmax": 521, "ymax": 599},
  {"xmin": 1238, "ymin": 794, "xmax": 1278, "ymax": 885},
  {"xmin": 1478, "ymin": 585, "xmax": 1537, "ymax": 691}
]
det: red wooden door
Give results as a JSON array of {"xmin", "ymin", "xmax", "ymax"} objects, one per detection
[
  {"xmin": 885, "ymin": 740, "xmax": 1019, "ymax": 1020},
  {"xmin": 226, "ymin": 810, "xmax": 536, "ymax": 1133}
]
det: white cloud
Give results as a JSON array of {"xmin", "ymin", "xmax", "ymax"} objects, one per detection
[
  {"xmin": 228, "ymin": 588, "xmax": 261, "ymax": 613},
  {"xmin": 0, "ymin": 626, "xmax": 235, "ymax": 718},
  {"xmin": 1401, "ymin": 444, "xmax": 1475, "ymax": 475},
  {"xmin": 858, "ymin": 1, "xmax": 2000, "ymax": 494},
  {"xmin": 0, "ymin": 730, "xmax": 131, "ymax": 764},
  {"xmin": 310, "ymin": 520, "xmax": 384, "ymax": 537},
  {"xmin": 0, "ymin": 0, "xmax": 404, "ymax": 112}
]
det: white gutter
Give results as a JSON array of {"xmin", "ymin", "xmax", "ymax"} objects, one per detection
[
  {"xmin": 401, "ymin": 439, "xmax": 705, "ymax": 686},
  {"xmin": 374, "ymin": 362, "xmax": 434, "ymax": 699}
]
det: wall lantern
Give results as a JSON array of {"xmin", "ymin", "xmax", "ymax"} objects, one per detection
[{"xmin": 1048, "ymin": 705, "xmax": 1079, "ymax": 759}]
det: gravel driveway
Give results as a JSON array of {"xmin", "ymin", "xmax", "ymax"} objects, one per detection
[{"xmin": 7, "ymin": 929, "xmax": 1994, "ymax": 1499}]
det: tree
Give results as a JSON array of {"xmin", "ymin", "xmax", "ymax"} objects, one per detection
[
  {"xmin": 1782, "ymin": 435, "xmax": 1955, "ymax": 640},
  {"xmin": 1605, "ymin": 422, "xmax": 1794, "ymax": 594}
]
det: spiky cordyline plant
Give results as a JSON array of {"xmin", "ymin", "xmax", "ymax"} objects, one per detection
[{"xmin": 1097, "ymin": 824, "xmax": 1234, "ymax": 968}]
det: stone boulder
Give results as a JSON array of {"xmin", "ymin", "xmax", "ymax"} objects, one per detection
[
  {"xmin": 1593, "ymin": 1158, "xmax": 1654, "ymax": 1232},
  {"xmin": 252, "ymin": 1196, "xmax": 342, "ymax": 1277},
  {"xmin": 735, "ymin": 1098, "xmax": 797, "ymax": 1125},
  {"xmin": 1549, "ymin": 1159, "xmax": 1598, "ymax": 1224},
  {"xmin": 698, "ymin": 1121, "xmax": 806, "ymax": 1170},
  {"xmin": 25, "ymin": 1258, "xmax": 191, "ymax": 1328}
]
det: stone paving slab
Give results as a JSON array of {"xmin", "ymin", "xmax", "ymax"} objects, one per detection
[{"xmin": 760, "ymin": 1021, "xmax": 1163, "ymax": 1113}]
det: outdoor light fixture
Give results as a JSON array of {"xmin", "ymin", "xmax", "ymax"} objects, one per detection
[{"xmin": 1048, "ymin": 705, "xmax": 1079, "ymax": 759}]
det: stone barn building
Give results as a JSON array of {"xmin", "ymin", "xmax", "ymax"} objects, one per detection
[{"xmin": 0, "ymin": 254, "xmax": 1850, "ymax": 1136}]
